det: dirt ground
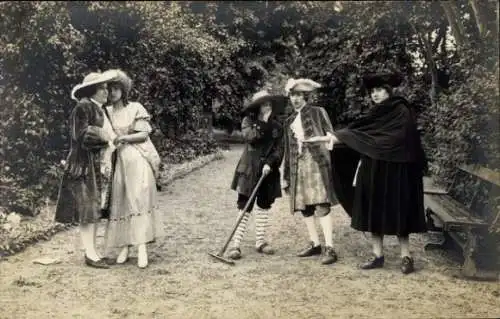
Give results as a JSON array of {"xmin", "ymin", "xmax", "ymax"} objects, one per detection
[{"xmin": 0, "ymin": 145, "xmax": 498, "ymax": 319}]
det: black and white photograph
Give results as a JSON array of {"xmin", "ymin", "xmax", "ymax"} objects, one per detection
[{"xmin": 0, "ymin": 1, "xmax": 499, "ymax": 318}]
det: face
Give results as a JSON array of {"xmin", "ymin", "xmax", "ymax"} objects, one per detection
[
  {"xmin": 259, "ymin": 102, "xmax": 272, "ymax": 114},
  {"xmin": 92, "ymin": 83, "xmax": 109, "ymax": 104},
  {"xmin": 289, "ymin": 91, "xmax": 306, "ymax": 110},
  {"xmin": 108, "ymin": 82, "xmax": 123, "ymax": 103},
  {"xmin": 370, "ymin": 87, "xmax": 390, "ymax": 104}
]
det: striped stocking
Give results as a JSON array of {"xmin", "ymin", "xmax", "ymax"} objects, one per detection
[
  {"xmin": 231, "ymin": 210, "xmax": 251, "ymax": 248},
  {"xmin": 255, "ymin": 208, "xmax": 270, "ymax": 248}
]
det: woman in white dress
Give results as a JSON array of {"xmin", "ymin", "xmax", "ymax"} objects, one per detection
[{"xmin": 102, "ymin": 69, "xmax": 163, "ymax": 269}]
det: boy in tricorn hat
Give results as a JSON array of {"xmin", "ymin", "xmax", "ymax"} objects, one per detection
[
  {"xmin": 227, "ymin": 90, "xmax": 285, "ymax": 260},
  {"xmin": 282, "ymin": 78, "xmax": 339, "ymax": 265},
  {"xmin": 328, "ymin": 72, "xmax": 428, "ymax": 274}
]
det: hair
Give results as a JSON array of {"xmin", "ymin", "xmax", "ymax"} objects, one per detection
[
  {"xmin": 246, "ymin": 102, "xmax": 275, "ymax": 122},
  {"xmin": 109, "ymin": 81, "xmax": 129, "ymax": 104},
  {"xmin": 289, "ymin": 90, "xmax": 315, "ymax": 105},
  {"xmin": 75, "ymin": 85, "xmax": 99, "ymax": 99},
  {"xmin": 370, "ymin": 85, "xmax": 393, "ymax": 97}
]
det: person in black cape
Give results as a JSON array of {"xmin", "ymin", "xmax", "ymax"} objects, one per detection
[{"xmin": 328, "ymin": 72, "xmax": 428, "ymax": 274}]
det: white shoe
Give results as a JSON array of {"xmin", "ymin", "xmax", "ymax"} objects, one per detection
[{"xmin": 116, "ymin": 246, "xmax": 129, "ymax": 264}]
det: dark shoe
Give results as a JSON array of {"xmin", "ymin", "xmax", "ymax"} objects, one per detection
[
  {"xmin": 401, "ymin": 256, "xmax": 415, "ymax": 274},
  {"xmin": 360, "ymin": 255, "xmax": 384, "ymax": 270},
  {"xmin": 101, "ymin": 257, "xmax": 117, "ymax": 265},
  {"xmin": 321, "ymin": 246, "xmax": 338, "ymax": 265},
  {"xmin": 256, "ymin": 242, "xmax": 275, "ymax": 255},
  {"xmin": 297, "ymin": 242, "xmax": 322, "ymax": 257},
  {"xmin": 227, "ymin": 247, "xmax": 242, "ymax": 260},
  {"xmin": 84, "ymin": 255, "xmax": 110, "ymax": 269}
]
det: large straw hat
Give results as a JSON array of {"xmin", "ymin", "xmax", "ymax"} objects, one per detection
[
  {"xmin": 242, "ymin": 90, "xmax": 282, "ymax": 113},
  {"xmin": 70, "ymin": 71, "xmax": 116, "ymax": 101},
  {"xmin": 284, "ymin": 78, "xmax": 322, "ymax": 96}
]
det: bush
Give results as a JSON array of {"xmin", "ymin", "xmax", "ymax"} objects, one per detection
[
  {"xmin": 150, "ymin": 131, "xmax": 219, "ymax": 165},
  {"xmin": 0, "ymin": 2, "xmax": 257, "ymax": 217}
]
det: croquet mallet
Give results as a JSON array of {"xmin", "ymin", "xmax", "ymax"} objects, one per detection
[{"xmin": 208, "ymin": 170, "xmax": 270, "ymax": 265}]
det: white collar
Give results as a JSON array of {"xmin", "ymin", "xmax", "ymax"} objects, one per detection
[
  {"xmin": 90, "ymin": 98, "xmax": 103, "ymax": 108},
  {"xmin": 294, "ymin": 104, "xmax": 306, "ymax": 113}
]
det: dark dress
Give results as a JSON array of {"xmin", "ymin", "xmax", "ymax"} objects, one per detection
[
  {"xmin": 54, "ymin": 98, "xmax": 109, "ymax": 224},
  {"xmin": 331, "ymin": 96, "xmax": 428, "ymax": 236},
  {"xmin": 230, "ymin": 114, "xmax": 284, "ymax": 212}
]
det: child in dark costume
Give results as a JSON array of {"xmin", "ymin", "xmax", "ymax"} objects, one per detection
[{"xmin": 227, "ymin": 90, "xmax": 285, "ymax": 260}]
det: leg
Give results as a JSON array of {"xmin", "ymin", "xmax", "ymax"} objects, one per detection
[
  {"xmin": 398, "ymin": 235, "xmax": 411, "ymax": 258},
  {"xmin": 297, "ymin": 206, "xmax": 322, "ymax": 257},
  {"xmin": 462, "ymin": 228, "xmax": 479, "ymax": 278},
  {"xmin": 398, "ymin": 234, "xmax": 415, "ymax": 274},
  {"xmin": 372, "ymin": 233, "xmax": 384, "ymax": 257},
  {"xmin": 81, "ymin": 223, "xmax": 99, "ymax": 259},
  {"xmin": 255, "ymin": 194, "xmax": 275, "ymax": 255},
  {"xmin": 116, "ymin": 245, "xmax": 129, "ymax": 264},
  {"xmin": 227, "ymin": 194, "xmax": 253, "ymax": 260},
  {"xmin": 316, "ymin": 205, "xmax": 338, "ymax": 265},
  {"xmin": 360, "ymin": 232, "xmax": 385, "ymax": 270},
  {"xmin": 137, "ymin": 243, "xmax": 148, "ymax": 269},
  {"xmin": 81, "ymin": 223, "xmax": 109, "ymax": 269},
  {"xmin": 424, "ymin": 232, "xmax": 455, "ymax": 251}
]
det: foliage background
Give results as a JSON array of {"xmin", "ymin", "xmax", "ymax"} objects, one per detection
[{"xmin": 0, "ymin": 1, "xmax": 498, "ymax": 227}]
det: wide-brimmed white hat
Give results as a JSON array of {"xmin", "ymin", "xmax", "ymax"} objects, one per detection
[
  {"xmin": 70, "ymin": 70, "xmax": 117, "ymax": 101},
  {"xmin": 242, "ymin": 90, "xmax": 282, "ymax": 113},
  {"xmin": 284, "ymin": 78, "xmax": 322, "ymax": 96}
]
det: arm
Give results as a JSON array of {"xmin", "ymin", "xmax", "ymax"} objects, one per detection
[
  {"xmin": 264, "ymin": 124, "xmax": 285, "ymax": 169},
  {"xmin": 71, "ymin": 105, "xmax": 89, "ymax": 143},
  {"xmin": 319, "ymin": 107, "xmax": 339, "ymax": 150},
  {"xmin": 282, "ymin": 128, "xmax": 290, "ymax": 187},
  {"xmin": 319, "ymin": 107, "xmax": 335, "ymax": 135},
  {"xmin": 118, "ymin": 131, "xmax": 149, "ymax": 144},
  {"xmin": 73, "ymin": 104, "xmax": 108, "ymax": 150},
  {"xmin": 67, "ymin": 105, "xmax": 96, "ymax": 177},
  {"xmin": 116, "ymin": 102, "xmax": 152, "ymax": 145},
  {"xmin": 241, "ymin": 116, "xmax": 264, "ymax": 144}
]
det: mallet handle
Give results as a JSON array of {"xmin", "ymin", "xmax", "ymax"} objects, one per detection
[{"xmin": 217, "ymin": 172, "xmax": 269, "ymax": 255}]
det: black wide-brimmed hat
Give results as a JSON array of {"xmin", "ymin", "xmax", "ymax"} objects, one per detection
[
  {"xmin": 362, "ymin": 72, "xmax": 403, "ymax": 92},
  {"xmin": 242, "ymin": 90, "xmax": 284, "ymax": 113}
]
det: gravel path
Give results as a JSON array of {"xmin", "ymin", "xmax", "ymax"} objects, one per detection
[{"xmin": 0, "ymin": 146, "xmax": 498, "ymax": 319}]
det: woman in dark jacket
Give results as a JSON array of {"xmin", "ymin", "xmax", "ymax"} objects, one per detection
[
  {"xmin": 329, "ymin": 72, "xmax": 428, "ymax": 274},
  {"xmin": 227, "ymin": 90, "xmax": 285, "ymax": 260},
  {"xmin": 54, "ymin": 71, "xmax": 116, "ymax": 269}
]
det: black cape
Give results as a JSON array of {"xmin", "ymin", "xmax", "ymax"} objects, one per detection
[{"xmin": 331, "ymin": 96, "xmax": 427, "ymax": 217}]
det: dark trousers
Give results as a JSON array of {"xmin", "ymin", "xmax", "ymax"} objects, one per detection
[{"xmin": 237, "ymin": 189, "xmax": 275, "ymax": 213}]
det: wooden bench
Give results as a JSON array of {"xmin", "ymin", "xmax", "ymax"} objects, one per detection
[{"xmin": 424, "ymin": 165, "xmax": 500, "ymax": 280}]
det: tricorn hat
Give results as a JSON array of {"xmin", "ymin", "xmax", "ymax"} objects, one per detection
[
  {"xmin": 243, "ymin": 90, "xmax": 283, "ymax": 113},
  {"xmin": 71, "ymin": 71, "xmax": 116, "ymax": 101},
  {"xmin": 362, "ymin": 72, "xmax": 403, "ymax": 92},
  {"xmin": 285, "ymin": 78, "xmax": 322, "ymax": 96}
]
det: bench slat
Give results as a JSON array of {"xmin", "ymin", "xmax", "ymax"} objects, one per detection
[{"xmin": 424, "ymin": 194, "xmax": 489, "ymax": 229}]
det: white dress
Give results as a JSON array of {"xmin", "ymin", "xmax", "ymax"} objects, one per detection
[{"xmin": 103, "ymin": 102, "xmax": 164, "ymax": 251}]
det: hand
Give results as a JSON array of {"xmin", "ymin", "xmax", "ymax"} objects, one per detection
[
  {"xmin": 261, "ymin": 109, "xmax": 272, "ymax": 122},
  {"xmin": 303, "ymin": 135, "xmax": 332, "ymax": 143},
  {"xmin": 113, "ymin": 136, "xmax": 127, "ymax": 147},
  {"xmin": 282, "ymin": 180, "xmax": 289, "ymax": 194},
  {"xmin": 262, "ymin": 164, "xmax": 272, "ymax": 176}
]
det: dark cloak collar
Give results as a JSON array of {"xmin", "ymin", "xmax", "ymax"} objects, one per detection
[{"xmin": 334, "ymin": 96, "xmax": 419, "ymax": 163}]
